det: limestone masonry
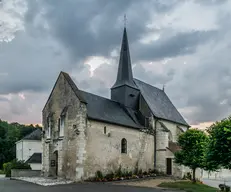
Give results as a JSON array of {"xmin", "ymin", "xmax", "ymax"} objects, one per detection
[{"xmin": 42, "ymin": 27, "xmax": 190, "ymax": 181}]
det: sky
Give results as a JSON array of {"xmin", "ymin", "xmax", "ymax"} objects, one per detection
[{"xmin": 1, "ymin": 0, "xmax": 231, "ymax": 129}]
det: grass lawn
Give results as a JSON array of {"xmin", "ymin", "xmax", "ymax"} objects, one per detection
[{"xmin": 158, "ymin": 181, "xmax": 217, "ymax": 192}]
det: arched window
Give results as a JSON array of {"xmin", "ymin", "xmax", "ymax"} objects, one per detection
[
  {"xmin": 104, "ymin": 126, "xmax": 106, "ymax": 134},
  {"xmin": 121, "ymin": 138, "xmax": 127, "ymax": 154},
  {"xmin": 168, "ymin": 131, "xmax": 173, "ymax": 142}
]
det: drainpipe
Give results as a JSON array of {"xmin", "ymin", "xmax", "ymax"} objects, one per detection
[{"xmin": 154, "ymin": 118, "xmax": 157, "ymax": 169}]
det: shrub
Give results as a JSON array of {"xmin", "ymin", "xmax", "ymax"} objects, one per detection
[
  {"xmin": 95, "ymin": 170, "xmax": 103, "ymax": 179},
  {"xmin": 134, "ymin": 166, "xmax": 139, "ymax": 175},
  {"xmin": 0, "ymin": 170, "xmax": 4, "ymax": 174},
  {"xmin": 219, "ymin": 184, "xmax": 230, "ymax": 192},
  {"xmin": 138, "ymin": 169, "xmax": 143, "ymax": 175},
  {"xmin": 3, "ymin": 159, "xmax": 31, "ymax": 177},
  {"xmin": 105, "ymin": 172, "xmax": 114, "ymax": 180},
  {"xmin": 115, "ymin": 165, "xmax": 122, "ymax": 177}
]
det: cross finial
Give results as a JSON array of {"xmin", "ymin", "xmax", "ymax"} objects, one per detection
[
  {"xmin": 124, "ymin": 14, "xmax": 127, "ymax": 28},
  {"xmin": 163, "ymin": 84, "xmax": 165, "ymax": 92}
]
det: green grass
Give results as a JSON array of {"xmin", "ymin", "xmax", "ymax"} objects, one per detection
[
  {"xmin": 0, "ymin": 170, "xmax": 4, "ymax": 174},
  {"xmin": 158, "ymin": 181, "xmax": 217, "ymax": 192}
]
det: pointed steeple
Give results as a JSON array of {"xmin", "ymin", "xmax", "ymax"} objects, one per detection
[{"xmin": 111, "ymin": 28, "xmax": 137, "ymax": 89}]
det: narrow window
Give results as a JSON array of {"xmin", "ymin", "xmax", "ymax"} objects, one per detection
[
  {"xmin": 60, "ymin": 116, "xmax": 65, "ymax": 137},
  {"xmin": 47, "ymin": 117, "xmax": 51, "ymax": 139},
  {"xmin": 104, "ymin": 126, "xmax": 106, "ymax": 134},
  {"xmin": 58, "ymin": 118, "xmax": 60, "ymax": 133},
  {"xmin": 121, "ymin": 138, "xmax": 127, "ymax": 154}
]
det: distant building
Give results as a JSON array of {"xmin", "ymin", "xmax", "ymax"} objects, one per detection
[
  {"xmin": 42, "ymin": 27, "xmax": 190, "ymax": 181},
  {"xmin": 15, "ymin": 128, "xmax": 42, "ymax": 170}
]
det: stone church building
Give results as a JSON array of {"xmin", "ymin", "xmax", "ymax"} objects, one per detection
[{"xmin": 42, "ymin": 27, "xmax": 190, "ymax": 181}]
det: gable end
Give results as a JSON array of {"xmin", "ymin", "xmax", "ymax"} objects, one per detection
[{"xmin": 42, "ymin": 71, "xmax": 86, "ymax": 112}]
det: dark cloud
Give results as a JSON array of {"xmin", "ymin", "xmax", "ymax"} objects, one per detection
[
  {"xmin": 25, "ymin": 0, "xmax": 183, "ymax": 62},
  {"xmin": 1, "ymin": 0, "xmax": 231, "ymax": 126},
  {"xmin": 0, "ymin": 31, "xmax": 70, "ymax": 94},
  {"xmin": 134, "ymin": 30, "xmax": 217, "ymax": 61}
]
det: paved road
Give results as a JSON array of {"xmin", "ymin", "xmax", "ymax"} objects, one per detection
[
  {"xmin": 202, "ymin": 178, "xmax": 231, "ymax": 189},
  {"xmin": 0, "ymin": 179, "xmax": 175, "ymax": 192}
]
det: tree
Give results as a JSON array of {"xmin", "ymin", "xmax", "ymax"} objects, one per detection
[
  {"xmin": 0, "ymin": 119, "xmax": 42, "ymax": 169},
  {"xmin": 174, "ymin": 129, "xmax": 208, "ymax": 182},
  {"xmin": 206, "ymin": 117, "xmax": 231, "ymax": 170}
]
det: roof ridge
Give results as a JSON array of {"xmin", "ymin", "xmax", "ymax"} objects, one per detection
[
  {"xmin": 61, "ymin": 72, "xmax": 87, "ymax": 103},
  {"xmin": 22, "ymin": 128, "xmax": 41, "ymax": 140},
  {"xmin": 79, "ymin": 90, "xmax": 121, "ymax": 104},
  {"xmin": 133, "ymin": 78, "xmax": 163, "ymax": 92}
]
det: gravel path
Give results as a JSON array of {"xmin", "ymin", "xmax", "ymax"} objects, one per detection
[{"xmin": 11, "ymin": 177, "xmax": 74, "ymax": 186}]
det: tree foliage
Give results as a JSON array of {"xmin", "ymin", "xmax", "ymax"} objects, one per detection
[
  {"xmin": 174, "ymin": 129, "xmax": 208, "ymax": 182},
  {"xmin": 206, "ymin": 117, "xmax": 231, "ymax": 170},
  {"xmin": 0, "ymin": 119, "xmax": 42, "ymax": 169}
]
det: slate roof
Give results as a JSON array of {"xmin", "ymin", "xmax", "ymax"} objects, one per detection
[
  {"xmin": 26, "ymin": 153, "xmax": 42, "ymax": 164},
  {"xmin": 112, "ymin": 28, "xmax": 138, "ymax": 89},
  {"xmin": 79, "ymin": 90, "xmax": 143, "ymax": 129},
  {"xmin": 134, "ymin": 79, "xmax": 189, "ymax": 126},
  {"xmin": 23, "ymin": 128, "xmax": 42, "ymax": 141}
]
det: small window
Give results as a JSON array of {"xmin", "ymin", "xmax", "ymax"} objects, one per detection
[
  {"xmin": 121, "ymin": 138, "xmax": 127, "ymax": 154},
  {"xmin": 47, "ymin": 117, "xmax": 51, "ymax": 139},
  {"xmin": 104, "ymin": 126, "xmax": 106, "ymax": 134},
  {"xmin": 59, "ymin": 116, "xmax": 65, "ymax": 137},
  {"xmin": 129, "ymin": 94, "xmax": 135, "ymax": 97}
]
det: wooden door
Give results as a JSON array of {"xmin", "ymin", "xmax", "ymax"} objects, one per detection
[{"xmin": 166, "ymin": 158, "xmax": 172, "ymax": 175}]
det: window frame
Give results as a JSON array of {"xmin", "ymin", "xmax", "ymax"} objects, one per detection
[
  {"xmin": 59, "ymin": 115, "xmax": 65, "ymax": 137},
  {"xmin": 121, "ymin": 138, "xmax": 127, "ymax": 154},
  {"xmin": 47, "ymin": 116, "xmax": 51, "ymax": 139}
]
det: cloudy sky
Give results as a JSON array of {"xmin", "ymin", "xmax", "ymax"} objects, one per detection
[{"xmin": 1, "ymin": 0, "xmax": 231, "ymax": 128}]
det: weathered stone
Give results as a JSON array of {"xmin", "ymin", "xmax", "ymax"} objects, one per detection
[{"xmin": 42, "ymin": 72, "xmax": 189, "ymax": 181}]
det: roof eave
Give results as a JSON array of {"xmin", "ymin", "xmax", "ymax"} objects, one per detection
[
  {"xmin": 87, "ymin": 116, "xmax": 143, "ymax": 130},
  {"xmin": 153, "ymin": 114, "xmax": 189, "ymax": 127}
]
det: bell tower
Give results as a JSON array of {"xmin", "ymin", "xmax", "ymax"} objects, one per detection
[{"xmin": 111, "ymin": 27, "xmax": 140, "ymax": 110}]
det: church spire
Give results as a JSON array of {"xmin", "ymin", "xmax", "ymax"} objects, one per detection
[{"xmin": 111, "ymin": 27, "xmax": 137, "ymax": 89}]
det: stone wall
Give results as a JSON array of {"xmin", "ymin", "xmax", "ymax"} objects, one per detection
[
  {"xmin": 84, "ymin": 120, "xmax": 154, "ymax": 178},
  {"xmin": 11, "ymin": 169, "xmax": 41, "ymax": 177},
  {"xmin": 161, "ymin": 120, "xmax": 188, "ymax": 142},
  {"xmin": 42, "ymin": 72, "xmax": 85, "ymax": 181},
  {"xmin": 155, "ymin": 119, "xmax": 188, "ymax": 177}
]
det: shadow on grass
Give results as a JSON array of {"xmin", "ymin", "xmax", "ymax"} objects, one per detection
[{"xmin": 158, "ymin": 181, "xmax": 217, "ymax": 192}]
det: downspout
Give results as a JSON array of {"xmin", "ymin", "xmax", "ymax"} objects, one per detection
[{"xmin": 154, "ymin": 118, "xmax": 157, "ymax": 169}]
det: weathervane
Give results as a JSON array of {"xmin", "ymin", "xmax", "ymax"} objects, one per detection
[{"xmin": 124, "ymin": 14, "xmax": 127, "ymax": 28}]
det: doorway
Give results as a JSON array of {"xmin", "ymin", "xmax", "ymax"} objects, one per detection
[
  {"xmin": 54, "ymin": 151, "xmax": 58, "ymax": 176},
  {"xmin": 166, "ymin": 158, "xmax": 172, "ymax": 175}
]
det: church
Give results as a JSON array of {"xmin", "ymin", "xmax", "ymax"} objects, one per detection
[{"xmin": 41, "ymin": 27, "xmax": 190, "ymax": 181}]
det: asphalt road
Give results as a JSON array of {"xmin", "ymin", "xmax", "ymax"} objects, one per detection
[
  {"xmin": 202, "ymin": 178, "xmax": 231, "ymax": 189},
  {"xmin": 0, "ymin": 179, "xmax": 173, "ymax": 192}
]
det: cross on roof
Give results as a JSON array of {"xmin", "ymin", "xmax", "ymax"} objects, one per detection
[{"xmin": 124, "ymin": 14, "xmax": 127, "ymax": 27}]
